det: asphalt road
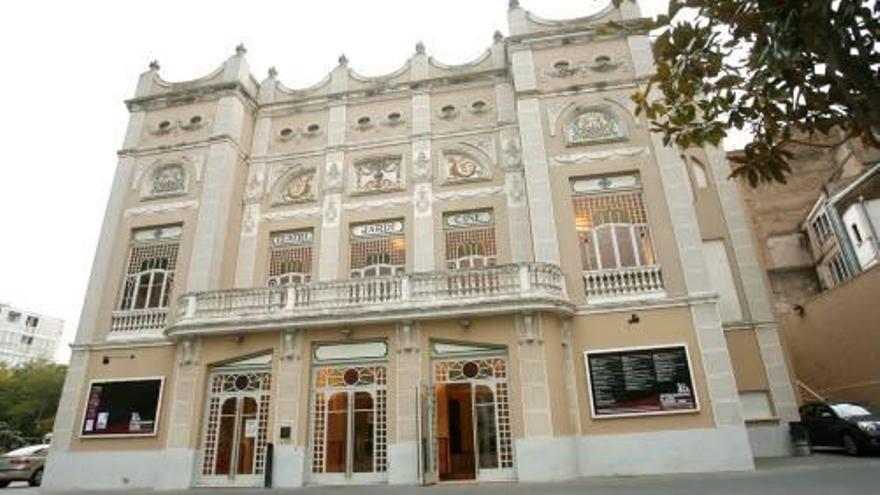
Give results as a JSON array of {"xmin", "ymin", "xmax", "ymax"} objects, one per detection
[{"xmin": 11, "ymin": 453, "xmax": 880, "ymax": 495}]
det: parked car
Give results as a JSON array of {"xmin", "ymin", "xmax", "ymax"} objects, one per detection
[
  {"xmin": 0, "ymin": 444, "xmax": 48, "ymax": 487},
  {"xmin": 800, "ymin": 402, "xmax": 880, "ymax": 456}
]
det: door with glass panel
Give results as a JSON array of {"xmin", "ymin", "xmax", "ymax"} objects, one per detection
[
  {"xmin": 432, "ymin": 342, "xmax": 515, "ymax": 482},
  {"xmin": 310, "ymin": 362, "xmax": 388, "ymax": 484},
  {"xmin": 197, "ymin": 355, "xmax": 272, "ymax": 487}
]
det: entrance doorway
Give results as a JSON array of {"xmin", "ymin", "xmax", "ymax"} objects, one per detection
[
  {"xmin": 197, "ymin": 355, "xmax": 272, "ymax": 487},
  {"xmin": 310, "ymin": 365, "xmax": 388, "ymax": 484},
  {"xmin": 432, "ymin": 353, "xmax": 515, "ymax": 482}
]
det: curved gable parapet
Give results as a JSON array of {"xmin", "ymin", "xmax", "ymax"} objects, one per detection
[
  {"xmin": 274, "ymin": 72, "xmax": 334, "ymax": 101},
  {"xmin": 510, "ymin": 2, "xmax": 621, "ymax": 37},
  {"xmin": 348, "ymin": 60, "xmax": 413, "ymax": 88},
  {"xmin": 427, "ymin": 48, "xmax": 498, "ymax": 77},
  {"xmin": 150, "ymin": 63, "xmax": 227, "ymax": 94}
]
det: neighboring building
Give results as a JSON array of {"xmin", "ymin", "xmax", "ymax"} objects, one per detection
[
  {"xmin": 0, "ymin": 303, "xmax": 64, "ymax": 367},
  {"xmin": 46, "ymin": 2, "xmax": 799, "ymax": 491},
  {"xmin": 738, "ymin": 134, "xmax": 880, "ymax": 406}
]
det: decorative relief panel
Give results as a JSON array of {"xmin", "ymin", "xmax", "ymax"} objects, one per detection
[
  {"xmin": 149, "ymin": 164, "xmax": 187, "ymax": 197},
  {"xmin": 566, "ymin": 108, "xmax": 624, "ymax": 145},
  {"xmin": 272, "ymin": 165, "xmax": 317, "ymax": 205},
  {"xmin": 442, "ymin": 152, "xmax": 491, "ymax": 183},
  {"xmin": 351, "ymin": 156, "xmax": 404, "ymax": 194}
]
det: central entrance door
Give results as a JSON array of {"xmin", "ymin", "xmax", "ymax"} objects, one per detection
[
  {"xmin": 197, "ymin": 355, "xmax": 272, "ymax": 487},
  {"xmin": 431, "ymin": 343, "xmax": 515, "ymax": 483},
  {"xmin": 310, "ymin": 364, "xmax": 388, "ymax": 484}
]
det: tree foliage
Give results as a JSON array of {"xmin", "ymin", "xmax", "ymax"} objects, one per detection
[
  {"xmin": 615, "ymin": 0, "xmax": 880, "ymax": 186},
  {"xmin": 0, "ymin": 360, "xmax": 67, "ymax": 448}
]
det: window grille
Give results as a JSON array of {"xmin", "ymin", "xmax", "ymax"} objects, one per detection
[
  {"xmin": 811, "ymin": 213, "xmax": 834, "ymax": 245},
  {"xmin": 571, "ymin": 176, "xmax": 656, "ymax": 272},
  {"xmin": 118, "ymin": 227, "xmax": 181, "ymax": 312},
  {"xmin": 444, "ymin": 210, "xmax": 497, "ymax": 269},
  {"xmin": 268, "ymin": 229, "xmax": 314, "ymax": 286},
  {"xmin": 350, "ymin": 220, "xmax": 405, "ymax": 277}
]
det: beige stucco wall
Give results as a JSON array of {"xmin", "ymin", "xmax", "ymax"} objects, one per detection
[{"xmin": 781, "ymin": 265, "xmax": 880, "ymax": 406}]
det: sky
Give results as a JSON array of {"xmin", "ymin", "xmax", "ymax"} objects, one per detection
[{"xmin": 0, "ymin": 0, "xmax": 668, "ymax": 363}]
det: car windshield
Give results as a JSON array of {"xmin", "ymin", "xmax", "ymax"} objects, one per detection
[
  {"xmin": 830, "ymin": 403, "xmax": 874, "ymax": 418},
  {"xmin": 3, "ymin": 444, "xmax": 48, "ymax": 457}
]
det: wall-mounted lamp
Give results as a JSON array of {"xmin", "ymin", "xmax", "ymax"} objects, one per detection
[
  {"xmin": 793, "ymin": 304, "xmax": 805, "ymax": 317},
  {"xmin": 628, "ymin": 314, "xmax": 640, "ymax": 325},
  {"xmin": 233, "ymin": 334, "xmax": 245, "ymax": 344},
  {"xmin": 102, "ymin": 354, "xmax": 135, "ymax": 365},
  {"xmin": 459, "ymin": 319, "xmax": 472, "ymax": 331}
]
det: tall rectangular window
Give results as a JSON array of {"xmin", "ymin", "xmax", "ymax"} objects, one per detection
[
  {"xmin": 118, "ymin": 226, "xmax": 181, "ymax": 312},
  {"xmin": 268, "ymin": 229, "xmax": 314, "ymax": 286},
  {"xmin": 350, "ymin": 219, "xmax": 405, "ymax": 278},
  {"xmin": 571, "ymin": 174, "xmax": 656, "ymax": 272},
  {"xmin": 444, "ymin": 209, "xmax": 497, "ymax": 269}
]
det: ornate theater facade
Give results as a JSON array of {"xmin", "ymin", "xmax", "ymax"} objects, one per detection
[{"xmin": 45, "ymin": 2, "xmax": 799, "ymax": 490}]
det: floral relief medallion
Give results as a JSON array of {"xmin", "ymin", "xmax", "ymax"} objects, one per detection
[
  {"xmin": 281, "ymin": 173, "xmax": 315, "ymax": 203},
  {"xmin": 151, "ymin": 165, "xmax": 186, "ymax": 195},
  {"xmin": 448, "ymin": 154, "xmax": 479, "ymax": 179}
]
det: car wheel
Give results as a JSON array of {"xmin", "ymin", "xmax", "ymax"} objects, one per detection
[
  {"xmin": 0, "ymin": 480, "xmax": 10, "ymax": 488},
  {"xmin": 28, "ymin": 468, "xmax": 43, "ymax": 487},
  {"xmin": 843, "ymin": 433, "xmax": 861, "ymax": 456}
]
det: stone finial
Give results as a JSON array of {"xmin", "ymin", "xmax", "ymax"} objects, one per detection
[
  {"xmin": 415, "ymin": 41, "xmax": 426, "ymax": 55},
  {"xmin": 493, "ymin": 30, "xmax": 504, "ymax": 43},
  {"xmin": 148, "ymin": 60, "xmax": 160, "ymax": 71},
  {"xmin": 235, "ymin": 43, "xmax": 247, "ymax": 56},
  {"xmin": 338, "ymin": 53, "xmax": 349, "ymax": 66},
  {"xmin": 508, "ymin": 0, "xmax": 520, "ymax": 9},
  {"xmin": 268, "ymin": 66, "xmax": 278, "ymax": 78}
]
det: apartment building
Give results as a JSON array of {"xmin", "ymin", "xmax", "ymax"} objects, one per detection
[
  {"xmin": 0, "ymin": 303, "xmax": 64, "ymax": 367},
  {"xmin": 45, "ymin": 2, "xmax": 799, "ymax": 490}
]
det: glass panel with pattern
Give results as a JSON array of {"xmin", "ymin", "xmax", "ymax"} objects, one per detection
[{"xmin": 119, "ymin": 232, "xmax": 179, "ymax": 311}]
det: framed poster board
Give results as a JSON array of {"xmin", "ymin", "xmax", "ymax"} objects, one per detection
[
  {"xmin": 80, "ymin": 377, "xmax": 164, "ymax": 437},
  {"xmin": 585, "ymin": 345, "xmax": 698, "ymax": 418}
]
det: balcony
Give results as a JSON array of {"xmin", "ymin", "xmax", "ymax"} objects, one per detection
[
  {"xmin": 167, "ymin": 263, "xmax": 573, "ymax": 337},
  {"xmin": 109, "ymin": 308, "xmax": 168, "ymax": 340},
  {"xmin": 582, "ymin": 265, "xmax": 665, "ymax": 304}
]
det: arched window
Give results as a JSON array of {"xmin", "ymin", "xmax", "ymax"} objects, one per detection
[
  {"xmin": 691, "ymin": 161, "xmax": 709, "ymax": 189},
  {"xmin": 566, "ymin": 109, "xmax": 623, "ymax": 145},
  {"xmin": 119, "ymin": 226, "xmax": 181, "ymax": 311}
]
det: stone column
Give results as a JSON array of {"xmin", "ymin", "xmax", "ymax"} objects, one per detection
[
  {"xmin": 156, "ymin": 339, "xmax": 201, "ymax": 489},
  {"xmin": 706, "ymin": 147, "xmax": 800, "ymax": 456},
  {"xmin": 511, "ymin": 46, "xmax": 562, "ymax": 265},
  {"xmin": 160, "ymin": 51, "xmax": 255, "ymax": 487},
  {"xmin": 273, "ymin": 330, "xmax": 307, "ymax": 487},
  {"xmin": 514, "ymin": 313, "xmax": 572, "ymax": 481},
  {"xmin": 389, "ymin": 321, "xmax": 421, "ymax": 485},
  {"xmin": 411, "ymin": 46, "xmax": 435, "ymax": 273},
  {"xmin": 318, "ymin": 104, "xmax": 346, "ymax": 281},
  {"xmin": 648, "ymin": 109, "xmax": 754, "ymax": 469}
]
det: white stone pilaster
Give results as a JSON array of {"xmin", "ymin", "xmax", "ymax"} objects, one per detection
[
  {"xmin": 411, "ymin": 86, "xmax": 435, "ymax": 272},
  {"xmin": 561, "ymin": 319, "xmax": 582, "ymax": 436},
  {"xmin": 650, "ymin": 132, "xmax": 748, "ymax": 435},
  {"xmin": 156, "ymin": 340, "xmax": 201, "ymax": 489},
  {"xmin": 233, "ymin": 113, "xmax": 270, "ymax": 288},
  {"xmin": 389, "ymin": 321, "xmax": 420, "ymax": 485},
  {"xmin": 273, "ymin": 330, "xmax": 306, "ymax": 488},
  {"xmin": 317, "ymin": 102, "xmax": 347, "ymax": 281},
  {"xmin": 705, "ymin": 147, "xmax": 799, "ymax": 423},
  {"xmin": 515, "ymin": 314, "xmax": 553, "ymax": 437},
  {"xmin": 516, "ymin": 98, "xmax": 561, "ymax": 265}
]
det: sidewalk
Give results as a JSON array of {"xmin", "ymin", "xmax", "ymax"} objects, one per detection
[{"xmin": 24, "ymin": 453, "xmax": 880, "ymax": 495}]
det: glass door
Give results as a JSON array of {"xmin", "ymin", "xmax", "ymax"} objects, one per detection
[
  {"xmin": 198, "ymin": 367, "xmax": 271, "ymax": 487},
  {"xmin": 310, "ymin": 365, "xmax": 387, "ymax": 485}
]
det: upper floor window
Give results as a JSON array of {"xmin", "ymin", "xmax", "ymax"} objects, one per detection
[
  {"xmin": 7, "ymin": 311, "xmax": 21, "ymax": 323},
  {"xmin": 350, "ymin": 219, "xmax": 405, "ymax": 278},
  {"xmin": 566, "ymin": 108, "xmax": 623, "ymax": 146},
  {"xmin": 571, "ymin": 174, "xmax": 657, "ymax": 273},
  {"xmin": 25, "ymin": 316, "xmax": 38, "ymax": 328},
  {"xmin": 268, "ymin": 229, "xmax": 314, "ymax": 286},
  {"xmin": 444, "ymin": 209, "xmax": 497, "ymax": 269},
  {"xmin": 821, "ymin": 251, "xmax": 851, "ymax": 289},
  {"xmin": 118, "ymin": 226, "xmax": 181, "ymax": 312},
  {"xmin": 811, "ymin": 213, "xmax": 834, "ymax": 246}
]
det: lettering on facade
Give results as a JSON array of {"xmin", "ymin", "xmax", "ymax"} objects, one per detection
[
  {"xmin": 351, "ymin": 219, "xmax": 405, "ymax": 239},
  {"xmin": 133, "ymin": 225, "xmax": 183, "ymax": 243},
  {"xmin": 271, "ymin": 229, "xmax": 314, "ymax": 248},
  {"xmin": 571, "ymin": 173, "xmax": 640, "ymax": 195},
  {"xmin": 444, "ymin": 209, "xmax": 494, "ymax": 230}
]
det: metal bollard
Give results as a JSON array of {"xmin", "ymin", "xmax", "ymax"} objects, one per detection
[{"xmin": 789, "ymin": 422, "xmax": 812, "ymax": 456}]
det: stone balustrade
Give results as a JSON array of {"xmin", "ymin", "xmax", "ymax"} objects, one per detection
[
  {"xmin": 109, "ymin": 308, "xmax": 168, "ymax": 339},
  {"xmin": 582, "ymin": 265, "xmax": 665, "ymax": 303},
  {"xmin": 168, "ymin": 263, "xmax": 571, "ymax": 337}
]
